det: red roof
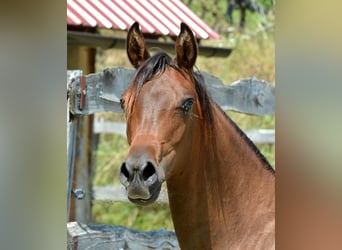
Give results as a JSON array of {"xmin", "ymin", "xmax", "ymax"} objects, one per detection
[{"xmin": 67, "ymin": 0, "xmax": 220, "ymax": 39}]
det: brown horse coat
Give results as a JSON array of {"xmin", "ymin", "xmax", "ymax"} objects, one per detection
[{"xmin": 120, "ymin": 22, "xmax": 275, "ymax": 250}]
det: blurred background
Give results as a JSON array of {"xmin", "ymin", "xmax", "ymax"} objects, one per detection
[{"xmin": 3, "ymin": 0, "xmax": 342, "ymax": 249}]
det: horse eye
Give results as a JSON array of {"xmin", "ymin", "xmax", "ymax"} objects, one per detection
[
  {"xmin": 120, "ymin": 98, "xmax": 125, "ymax": 110},
  {"xmin": 181, "ymin": 98, "xmax": 194, "ymax": 114}
]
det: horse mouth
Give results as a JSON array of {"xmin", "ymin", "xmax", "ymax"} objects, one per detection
[{"xmin": 128, "ymin": 183, "xmax": 161, "ymax": 206}]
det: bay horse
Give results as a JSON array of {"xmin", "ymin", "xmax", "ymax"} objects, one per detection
[{"xmin": 119, "ymin": 22, "xmax": 275, "ymax": 249}]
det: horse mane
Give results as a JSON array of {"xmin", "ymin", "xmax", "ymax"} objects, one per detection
[
  {"xmin": 216, "ymin": 106, "xmax": 275, "ymax": 173},
  {"xmin": 193, "ymin": 70, "xmax": 274, "ymax": 174},
  {"xmin": 132, "ymin": 52, "xmax": 174, "ymax": 91},
  {"xmin": 194, "ymin": 71, "xmax": 274, "ymax": 176}
]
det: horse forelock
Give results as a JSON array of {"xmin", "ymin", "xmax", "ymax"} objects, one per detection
[
  {"xmin": 133, "ymin": 52, "xmax": 173, "ymax": 90},
  {"xmin": 124, "ymin": 52, "xmax": 171, "ymax": 119}
]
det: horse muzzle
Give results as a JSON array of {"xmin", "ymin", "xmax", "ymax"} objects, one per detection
[{"xmin": 120, "ymin": 159, "xmax": 162, "ymax": 206}]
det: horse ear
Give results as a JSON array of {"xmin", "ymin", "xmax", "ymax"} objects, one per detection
[
  {"xmin": 127, "ymin": 22, "xmax": 150, "ymax": 68},
  {"xmin": 175, "ymin": 23, "xmax": 198, "ymax": 70}
]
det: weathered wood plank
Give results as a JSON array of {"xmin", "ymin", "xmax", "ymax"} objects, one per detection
[
  {"xmin": 93, "ymin": 119, "xmax": 126, "ymax": 137},
  {"xmin": 93, "ymin": 119, "xmax": 275, "ymax": 144},
  {"xmin": 93, "ymin": 185, "xmax": 169, "ymax": 204},
  {"xmin": 69, "ymin": 68, "xmax": 275, "ymax": 116},
  {"xmin": 69, "ymin": 68, "xmax": 133, "ymax": 115},
  {"xmin": 203, "ymin": 74, "xmax": 275, "ymax": 115},
  {"xmin": 244, "ymin": 129, "xmax": 275, "ymax": 144},
  {"xmin": 67, "ymin": 221, "xmax": 180, "ymax": 250}
]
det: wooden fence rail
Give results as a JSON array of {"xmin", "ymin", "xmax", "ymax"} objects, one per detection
[
  {"xmin": 68, "ymin": 67, "xmax": 275, "ymax": 116},
  {"xmin": 93, "ymin": 119, "xmax": 275, "ymax": 144}
]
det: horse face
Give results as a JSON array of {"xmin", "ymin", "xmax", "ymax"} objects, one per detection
[
  {"xmin": 120, "ymin": 69, "xmax": 196, "ymax": 205},
  {"xmin": 119, "ymin": 22, "xmax": 198, "ymax": 205}
]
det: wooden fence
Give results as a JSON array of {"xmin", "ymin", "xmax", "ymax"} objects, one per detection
[
  {"xmin": 67, "ymin": 68, "xmax": 275, "ymax": 249},
  {"xmin": 68, "ymin": 67, "xmax": 274, "ymax": 116}
]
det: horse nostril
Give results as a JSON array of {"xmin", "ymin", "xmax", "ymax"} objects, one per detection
[
  {"xmin": 142, "ymin": 162, "xmax": 156, "ymax": 181},
  {"xmin": 120, "ymin": 162, "xmax": 130, "ymax": 179}
]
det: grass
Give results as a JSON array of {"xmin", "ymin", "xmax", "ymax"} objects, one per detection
[
  {"xmin": 92, "ymin": 201, "xmax": 173, "ymax": 231},
  {"xmin": 93, "ymin": 133, "xmax": 128, "ymax": 186},
  {"xmin": 92, "ymin": 1, "xmax": 275, "ymax": 231}
]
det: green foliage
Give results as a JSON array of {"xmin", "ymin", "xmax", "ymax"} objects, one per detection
[
  {"xmin": 196, "ymin": 31, "xmax": 275, "ymax": 85},
  {"xmin": 93, "ymin": 133, "xmax": 129, "ymax": 186},
  {"xmin": 184, "ymin": 0, "xmax": 275, "ymax": 32},
  {"xmin": 92, "ymin": 201, "xmax": 174, "ymax": 231}
]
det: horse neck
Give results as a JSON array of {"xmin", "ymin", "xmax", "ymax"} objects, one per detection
[{"xmin": 166, "ymin": 104, "xmax": 275, "ymax": 249}]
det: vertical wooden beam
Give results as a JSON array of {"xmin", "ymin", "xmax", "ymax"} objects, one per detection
[
  {"xmin": 71, "ymin": 115, "xmax": 94, "ymax": 223},
  {"xmin": 67, "ymin": 45, "xmax": 96, "ymax": 73},
  {"xmin": 67, "ymin": 70, "xmax": 82, "ymax": 222},
  {"xmin": 67, "ymin": 45, "xmax": 96, "ymax": 223}
]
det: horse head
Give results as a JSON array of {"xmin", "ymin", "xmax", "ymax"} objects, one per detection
[{"xmin": 119, "ymin": 22, "xmax": 201, "ymax": 205}]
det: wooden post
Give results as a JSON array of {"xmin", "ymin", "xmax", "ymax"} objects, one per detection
[
  {"xmin": 67, "ymin": 70, "xmax": 82, "ymax": 221},
  {"xmin": 67, "ymin": 45, "xmax": 96, "ymax": 223}
]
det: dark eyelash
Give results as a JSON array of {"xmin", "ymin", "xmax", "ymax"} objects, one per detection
[{"xmin": 120, "ymin": 98, "xmax": 125, "ymax": 110}]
